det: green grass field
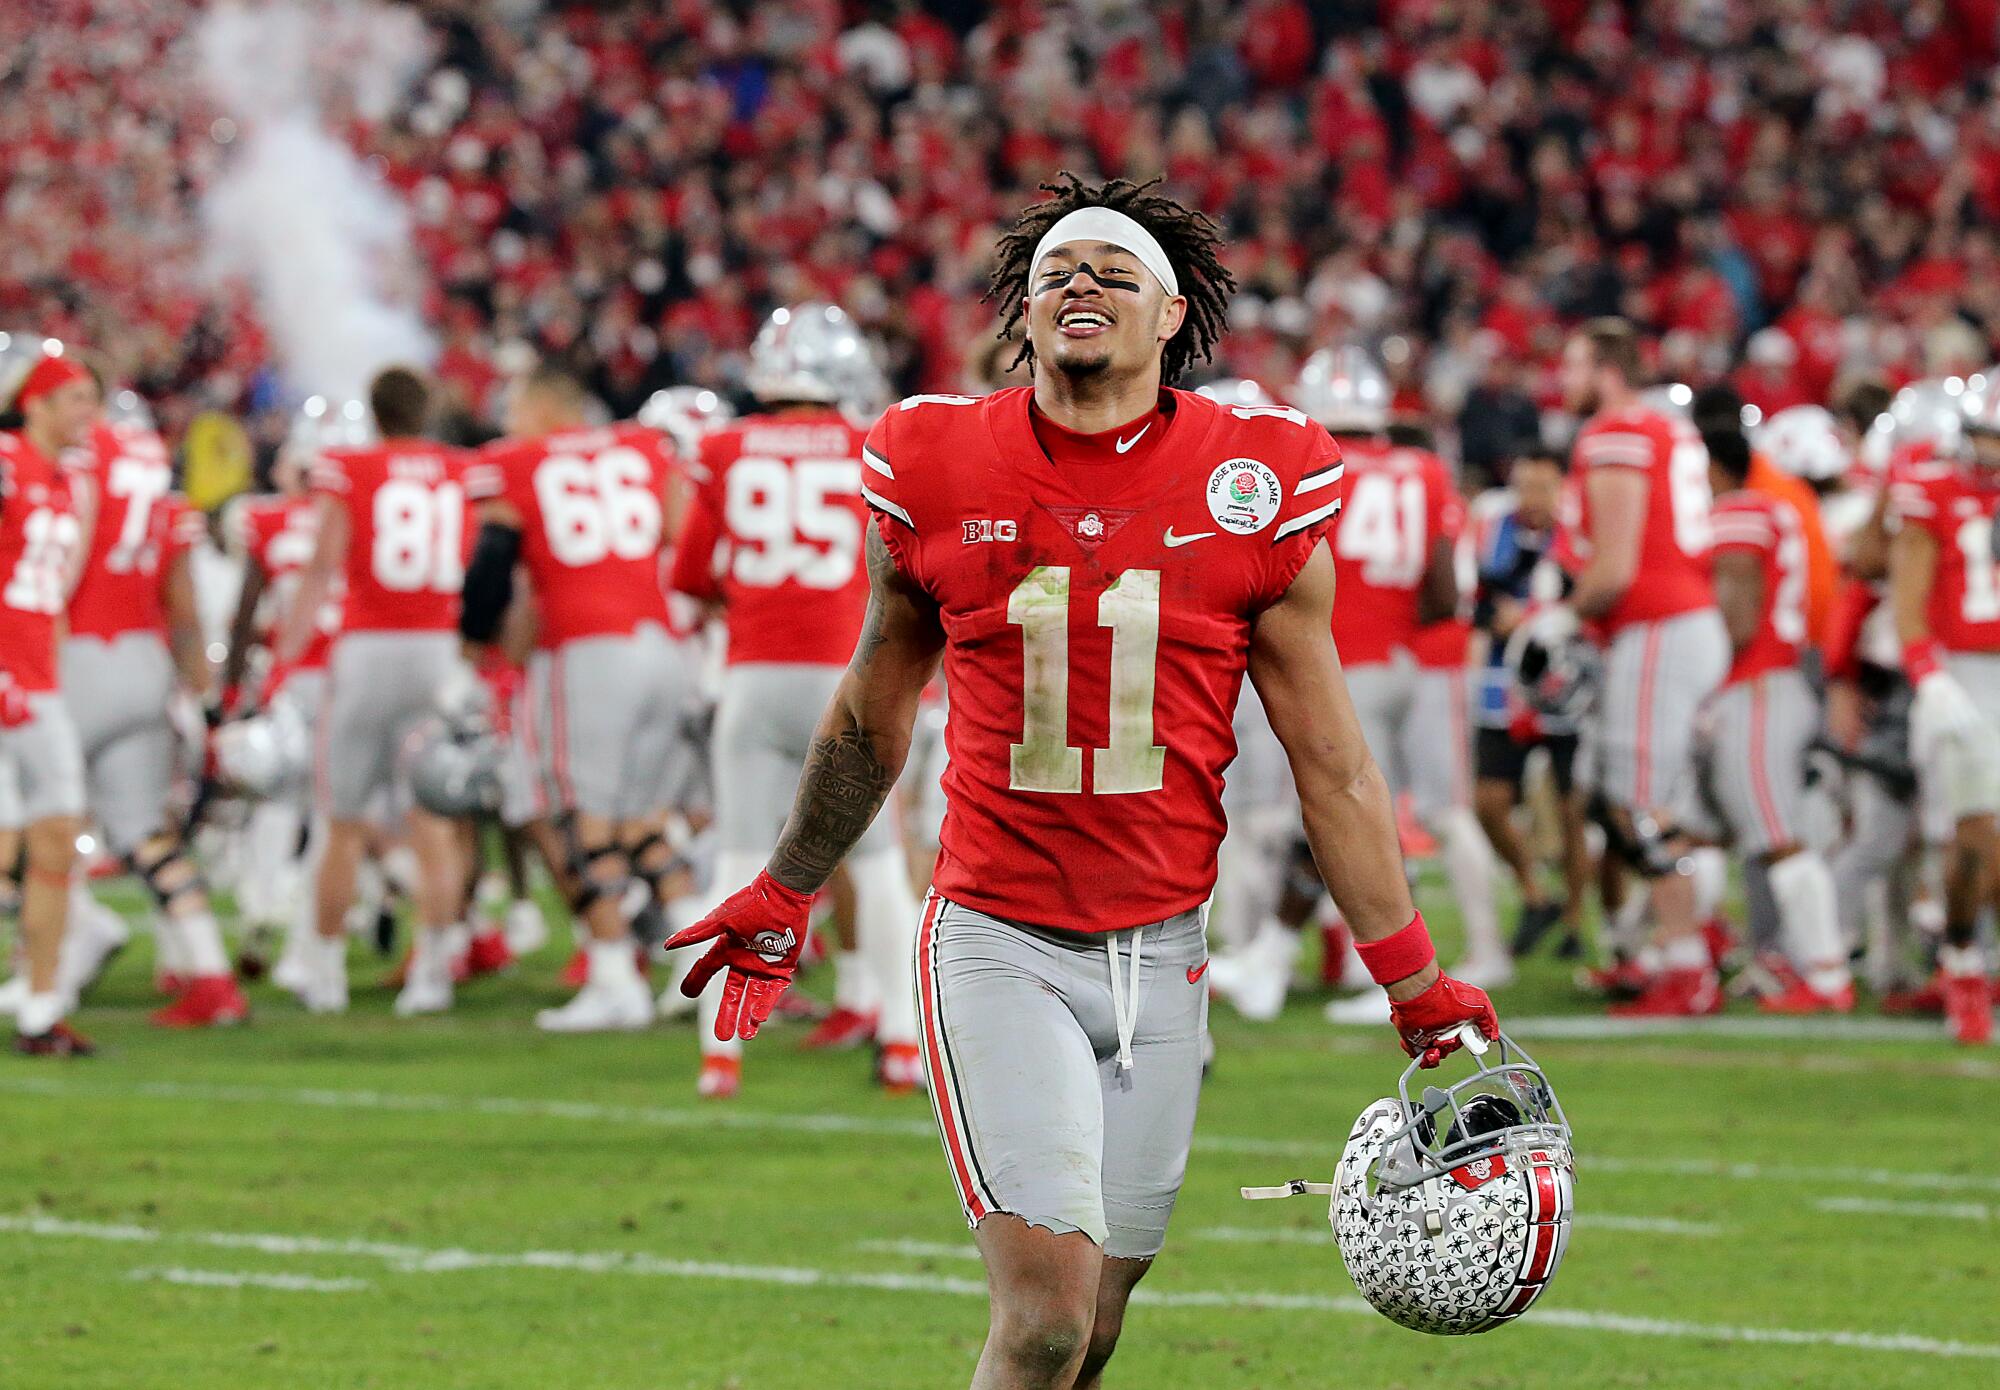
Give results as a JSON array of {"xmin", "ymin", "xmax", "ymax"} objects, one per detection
[{"xmin": 2, "ymin": 869, "xmax": 1995, "ymax": 1390}]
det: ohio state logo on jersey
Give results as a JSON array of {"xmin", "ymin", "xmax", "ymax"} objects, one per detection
[{"xmin": 1206, "ymin": 457, "xmax": 1283, "ymax": 535}]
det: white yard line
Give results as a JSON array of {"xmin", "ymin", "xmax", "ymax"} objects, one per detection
[
  {"xmin": 1500, "ymin": 1014, "xmax": 1946, "ymax": 1043},
  {"xmin": 127, "ymin": 1266, "xmax": 369, "ymax": 1293},
  {"xmin": 6, "ymin": 1073, "xmax": 1998, "ymax": 1193},
  {"xmin": 1815, "ymin": 1196, "xmax": 1991, "ymax": 1222},
  {"xmin": 4, "ymin": 1213, "xmax": 1994, "ymax": 1361}
]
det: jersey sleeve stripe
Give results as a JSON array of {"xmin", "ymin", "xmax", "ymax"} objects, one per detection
[
  {"xmin": 863, "ymin": 445, "xmax": 894, "ymax": 480},
  {"xmin": 860, "ymin": 481, "xmax": 913, "ymax": 528},
  {"xmin": 1273, "ymin": 494, "xmax": 1341, "ymax": 541},
  {"xmin": 1295, "ymin": 461, "xmax": 1343, "ymax": 496},
  {"xmin": 1577, "ymin": 434, "xmax": 1652, "ymax": 467}
]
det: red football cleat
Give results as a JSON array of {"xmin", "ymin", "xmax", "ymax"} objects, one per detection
[
  {"xmin": 461, "ymin": 928, "xmax": 513, "ymax": 980},
  {"xmin": 697, "ymin": 1054, "xmax": 741, "ymax": 1100},
  {"xmin": 15, "ymin": 1020, "xmax": 95, "ymax": 1056},
  {"xmin": 1879, "ymin": 972, "xmax": 1947, "ymax": 1016},
  {"xmin": 1700, "ymin": 917, "xmax": 1739, "ymax": 972},
  {"xmin": 1576, "ymin": 960, "xmax": 1650, "ymax": 999},
  {"xmin": 150, "ymin": 975, "xmax": 251, "ymax": 1029},
  {"xmin": 560, "ymin": 947, "xmax": 589, "ymax": 989},
  {"xmin": 878, "ymin": 1040, "xmax": 924, "ymax": 1094},
  {"xmin": 1757, "ymin": 979, "xmax": 1855, "ymax": 1015},
  {"xmin": 801, "ymin": 1006, "xmax": 877, "ymax": 1051},
  {"xmin": 1608, "ymin": 968, "xmax": 1722, "ymax": 1018},
  {"xmin": 154, "ymin": 971, "xmax": 188, "ymax": 997},
  {"xmin": 1944, "ymin": 974, "xmax": 1994, "ymax": 1045}
]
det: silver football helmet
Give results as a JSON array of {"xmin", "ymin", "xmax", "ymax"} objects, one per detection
[
  {"xmin": 1194, "ymin": 377, "xmax": 1279, "ymax": 410},
  {"xmin": 1638, "ymin": 382, "xmax": 1695, "ymax": 418},
  {"xmin": 1503, "ymin": 606, "xmax": 1599, "ymax": 724},
  {"xmin": 409, "ymin": 723, "xmax": 504, "ymax": 819},
  {"xmin": 1863, "ymin": 377, "xmax": 1967, "ymax": 472},
  {"xmin": 104, "ymin": 387, "xmax": 156, "ymax": 432},
  {"xmin": 0, "ymin": 331, "xmax": 63, "ymax": 409},
  {"xmin": 1243, "ymin": 1031, "xmax": 1574, "ymax": 1335},
  {"xmin": 1756, "ymin": 404, "xmax": 1846, "ymax": 482},
  {"xmin": 639, "ymin": 385, "xmax": 737, "ymax": 459},
  {"xmin": 746, "ymin": 303, "xmax": 888, "ymax": 414},
  {"xmin": 288, "ymin": 395, "xmax": 375, "ymax": 455},
  {"xmin": 1292, "ymin": 346, "xmax": 1388, "ymax": 433},
  {"xmin": 211, "ymin": 697, "xmax": 313, "ymax": 799}
]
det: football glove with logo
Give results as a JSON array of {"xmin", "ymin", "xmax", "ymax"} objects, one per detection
[
  {"xmin": 1390, "ymin": 974, "xmax": 1501, "ymax": 1069},
  {"xmin": 666, "ymin": 872, "xmax": 814, "ymax": 1041}
]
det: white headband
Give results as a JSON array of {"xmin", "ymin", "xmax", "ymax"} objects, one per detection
[{"xmin": 1030, "ymin": 206, "xmax": 1180, "ymax": 298}]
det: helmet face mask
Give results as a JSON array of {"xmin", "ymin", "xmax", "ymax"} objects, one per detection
[{"xmin": 1243, "ymin": 1033, "xmax": 1575, "ymax": 1337}]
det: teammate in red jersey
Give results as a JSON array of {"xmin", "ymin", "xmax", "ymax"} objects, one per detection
[
  {"xmin": 276, "ymin": 367, "xmax": 471, "ymax": 1016},
  {"xmin": 1557, "ymin": 320, "xmax": 1731, "ymax": 1016},
  {"xmin": 462, "ymin": 362, "xmax": 689, "ymax": 1033},
  {"xmin": 670, "ymin": 176, "xmax": 1498, "ymax": 1389},
  {"xmin": 1685, "ymin": 398, "xmax": 1851, "ymax": 1014},
  {"xmin": 62, "ymin": 405, "xmax": 247, "ymax": 1027},
  {"xmin": 669, "ymin": 304, "xmax": 924, "ymax": 1098},
  {"xmin": 1885, "ymin": 388, "xmax": 2000, "ymax": 1043},
  {"xmin": 0, "ymin": 351, "xmax": 95, "ymax": 1054}
]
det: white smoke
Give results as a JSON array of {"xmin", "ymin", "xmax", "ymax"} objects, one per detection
[{"xmin": 197, "ymin": 0, "xmax": 436, "ymax": 405}]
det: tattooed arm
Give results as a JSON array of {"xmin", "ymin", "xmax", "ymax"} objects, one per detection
[{"xmin": 765, "ymin": 522, "xmax": 946, "ymax": 892}]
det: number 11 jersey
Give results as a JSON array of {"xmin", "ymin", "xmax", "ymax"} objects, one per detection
[{"xmin": 864, "ymin": 387, "xmax": 1343, "ymax": 932}]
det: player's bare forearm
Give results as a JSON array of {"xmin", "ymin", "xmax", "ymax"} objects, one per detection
[
  {"xmin": 219, "ymin": 559, "xmax": 265, "ymax": 699},
  {"xmin": 163, "ymin": 553, "xmax": 211, "ymax": 697},
  {"xmin": 1712, "ymin": 551, "xmax": 1763, "ymax": 654},
  {"xmin": 766, "ymin": 524, "xmax": 943, "ymax": 893},
  {"xmin": 1889, "ymin": 525, "xmax": 1935, "ymax": 647},
  {"xmin": 1572, "ymin": 468, "xmax": 1643, "ymax": 619},
  {"xmin": 1249, "ymin": 548, "xmax": 1425, "ymax": 991}
]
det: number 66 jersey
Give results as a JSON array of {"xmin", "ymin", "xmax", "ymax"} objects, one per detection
[{"xmin": 864, "ymin": 387, "xmax": 1343, "ymax": 932}]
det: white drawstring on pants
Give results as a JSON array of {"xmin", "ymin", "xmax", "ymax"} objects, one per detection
[{"xmin": 1105, "ymin": 928, "xmax": 1144, "ymax": 1072}]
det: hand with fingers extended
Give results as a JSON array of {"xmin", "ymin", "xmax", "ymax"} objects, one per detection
[
  {"xmin": 1390, "ymin": 973, "xmax": 1500, "ymax": 1068},
  {"xmin": 664, "ymin": 871, "xmax": 814, "ymax": 1041}
]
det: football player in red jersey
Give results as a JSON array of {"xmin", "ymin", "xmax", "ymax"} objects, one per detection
[
  {"xmin": 1684, "ymin": 389, "xmax": 1852, "ymax": 1014},
  {"xmin": 275, "ymin": 367, "xmax": 471, "ymax": 1016},
  {"xmin": 1557, "ymin": 320, "xmax": 1732, "ymax": 1016},
  {"xmin": 669, "ymin": 303, "xmax": 924, "ymax": 1097},
  {"xmin": 62, "ymin": 394, "xmax": 248, "ymax": 1027},
  {"xmin": 0, "ymin": 350, "xmax": 95, "ymax": 1054},
  {"xmin": 1885, "ymin": 386, "xmax": 2000, "ymax": 1044},
  {"xmin": 461, "ymin": 362, "xmax": 690, "ymax": 1033},
  {"xmin": 670, "ymin": 176, "xmax": 1499, "ymax": 1389}
]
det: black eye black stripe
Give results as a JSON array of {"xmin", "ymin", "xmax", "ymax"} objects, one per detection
[{"xmin": 1038, "ymin": 261, "xmax": 1142, "ymax": 291}]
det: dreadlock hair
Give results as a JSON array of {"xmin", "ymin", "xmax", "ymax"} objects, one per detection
[{"xmin": 986, "ymin": 173, "xmax": 1235, "ymax": 386}]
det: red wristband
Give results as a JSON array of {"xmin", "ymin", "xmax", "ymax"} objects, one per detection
[
  {"xmin": 1353, "ymin": 912, "xmax": 1436, "ymax": 986},
  {"xmin": 1904, "ymin": 638, "xmax": 1946, "ymax": 685}
]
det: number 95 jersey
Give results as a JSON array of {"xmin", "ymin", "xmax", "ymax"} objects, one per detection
[
  {"xmin": 669, "ymin": 408, "xmax": 872, "ymax": 667},
  {"xmin": 864, "ymin": 387, "xmax": 1343, "ymax": 932}
]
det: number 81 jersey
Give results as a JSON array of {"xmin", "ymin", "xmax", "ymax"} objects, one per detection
[
  {"xmin": 310, "ymin": 439, "xmax": 471, "ymax": 633},
  {"xmin": 864, "ymin": 387, "xmax": 1343, "ymax": 932},
  {"xmin": 468, "ymin": 424, "xmax": 675, "ymax": 644}
]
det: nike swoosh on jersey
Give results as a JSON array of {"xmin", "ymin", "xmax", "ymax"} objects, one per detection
[
  {"xmin": 1163, "ymin": 528, "xmax": 1215, "ymax": 548},
  {"xmin": 1187, "ymin": 961, "xmax": 1209, "ymax": 985},
  {"xmin": 1115, "ymin": 423, "xmax": 1152, "ymax": 453}
]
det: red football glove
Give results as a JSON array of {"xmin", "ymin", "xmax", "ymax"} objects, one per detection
[
  {"xmin": 665, "ymin": 871, "xmax": 814, "ymax": 1042},
  {"xmin": 1389, "ymin": 973, "xmax": 1500, "ymax": 1069}
]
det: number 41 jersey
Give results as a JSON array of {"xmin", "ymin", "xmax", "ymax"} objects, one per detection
[{"xmin": 864, "ymin": 387, "xmax": 1343, "ymax": 932}]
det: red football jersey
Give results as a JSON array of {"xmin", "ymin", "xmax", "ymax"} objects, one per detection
[
  {"xmin": 864, "ymin": 388, "xmax": 1343, "ymax": 932},
  {"xmin": 1568, "ymin": 406, "xmax": 1716, "ymax": 631},
  {"xmin": 1709, "ymin": 490, "xmax": 1810, "ymax": 682},
  {"xmin": 67, "ymin": 421, "xmax": 200, "ymax": 641},
  {"xmin": 1327, "ymin": 441, "xmax": 1463, "ymax": 666},
  {"xmin": 228, "ymin": 493, "xmax": 339, "ymax": 676},
  {"xmin": 670, "ymin": 409, "xmax": 872, "ymax": 667},
  {"xmin": 1888, "ymin": 446, "xmax": 2000, "ymax": 654},
  {"xmin": 309, "ymin": 440, "xmax": 469, "ymax": 633},
  {"xmin": 467, "ymin": 424, "xmax": 675, "ymax": 646},
  {"xmin": 0, "ymin": 431, "xmax": 84, "ymax": 692}
]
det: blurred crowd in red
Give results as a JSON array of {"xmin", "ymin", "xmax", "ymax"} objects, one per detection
[{"xmin": 7, "ymin": 0, "xmax": 2000, "ymax": 480}]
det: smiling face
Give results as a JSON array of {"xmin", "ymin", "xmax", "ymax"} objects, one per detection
[
  {"xmin": 27, "ymin": 376, "xmax": 100, "ymax": 452},
  {"xmin": 1024, "ymin": 240, "xmax": 1185, "ymax": 387}
]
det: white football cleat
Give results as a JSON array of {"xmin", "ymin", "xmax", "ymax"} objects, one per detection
[
  {"xmin": 1323, "ymin": 988, "xmax": 1392, "ymax": 1025},
  {"xmin": 1451, "ymin": 953, "xmax": 1516, "ymax": 991},
  {"xmin": 536, "ymin": 979, "xmax": 653, "ymax": 1033},
  {"xmin": 1205, "ymin": 949, "xmax": 1288, "ymax": 1022},
  {"xmin": 292, "ymin": 942, "xmax": 349, "ymax": 1016},
  {"xmin": 504, "ymin": 900, "xmax": 549, "ymax": 956},
  {"xmin": 56, "ymin": 897, "xmax": 131, "ymax": 1006},
  {"xmin": 393, "ymin": 971, "xmax": 454, "ymax": 1017}
]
